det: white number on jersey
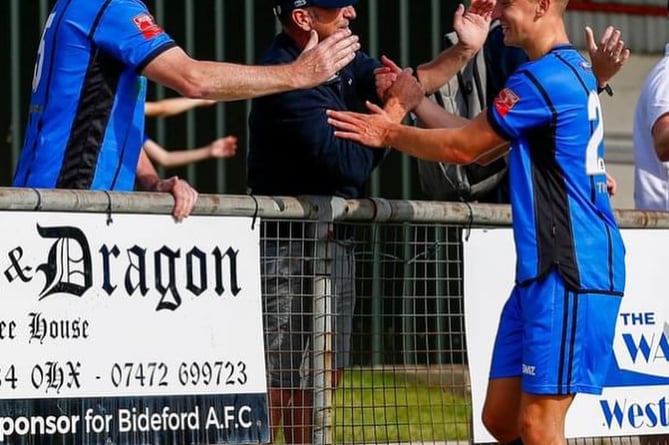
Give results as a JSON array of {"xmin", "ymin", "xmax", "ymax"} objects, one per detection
[
  {"xmin": 586, "ymin": 91, "xmax": 606, "ymax": 175},
  {"xmin": 32, "ymin": 13, "xmax": 57, "ymax": 92}
]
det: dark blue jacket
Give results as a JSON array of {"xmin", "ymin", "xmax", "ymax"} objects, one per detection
[
  {"xmin": 483, "ymin": 24, "xmax": 529, "ymax": 105},
  {"xmin": 248, "ymin": 33, "xmax": 386, "ymax": 199}
]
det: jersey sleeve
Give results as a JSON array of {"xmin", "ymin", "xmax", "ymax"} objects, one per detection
[
  {"xmin": 487, "ymin": 69, "xmax": 553, "ymax": 141},
  {"xmin": 93, "ymin": 0, "xmax": 176, "ymax": 72}
]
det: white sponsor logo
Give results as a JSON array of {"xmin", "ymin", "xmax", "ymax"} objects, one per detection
[{"xmin": 522, "ymin": 364, "xmax": 536, "ymax": 376}]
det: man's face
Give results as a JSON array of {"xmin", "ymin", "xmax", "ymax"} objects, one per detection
[
  {"xmin": 495, "ymin": 0, "xmax": 537, "ymax": 48},
  {"xmin": 306, "ymin": 5, "xmax": 356, "ymax": 40}
]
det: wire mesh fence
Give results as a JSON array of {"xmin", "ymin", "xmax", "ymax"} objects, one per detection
[{"xmin": 259, "ymin": 219, "xmax": 471, "ymax": 445}]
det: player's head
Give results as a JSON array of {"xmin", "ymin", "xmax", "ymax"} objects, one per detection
[
  {"xmin": 494, "ymin": 0, "xmax": 567, "ymax": 50},
  {"xmin": 272, "ymin": 0, "xmax": 358, "ymax": 40}
]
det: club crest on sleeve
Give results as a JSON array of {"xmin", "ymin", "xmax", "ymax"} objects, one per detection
[
  {"xmin": 133, "ymin": 13, "xmax": 164, "ymax": 39},
  {"xmin": 494, "ymin": 88, "xmax": 520, "ymax": 118}
]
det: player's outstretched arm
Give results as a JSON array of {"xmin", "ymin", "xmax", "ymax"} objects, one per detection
[
  {"xmin": 142, "ymin": 30, "xmax": 360, "ymax": 101},
  {"xmin": 327, "ymin": 103, "xmax": 506, "ymax": 164}
]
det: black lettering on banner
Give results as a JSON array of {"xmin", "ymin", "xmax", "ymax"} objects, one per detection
[
  {"xmin": 212, "ymin": 247, "xmax": 242, "ymax": 296},
  {"xmin": 99, "ymin": 244, "xmax": 120, "ymax": 294},
  {"xmin": 155, "ymin": 246, "xmax": 181, "ymax": 311},
  {"xmin": 4, "ymin": 247, "xmax": 33, "ymax": 283},
  {"xmin": 28, "ymin": 312, "xmax": 90, "ymax": 344},
  {"xmin": 36, "ymin": 225, "xmax": 92, "ymax": 299},
  {"xmin": 31, "ymin": 361, "xmax": 81, "ymax": 394},
  {"xmin": 125, "ymin": 245, "xmax": 149, "ymax": 297},
  {"xmin": 186, "ymin": 248, "xmax": 207, "ymax": 296}
]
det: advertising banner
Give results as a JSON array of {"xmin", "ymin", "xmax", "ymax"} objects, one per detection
[
  {"xmin": 465, "ymin": 228, "xmax": 669, "ymax": 442},
  {"xmin": 0, "ymin": 212, "xmax": 268, "ymax": 444}
]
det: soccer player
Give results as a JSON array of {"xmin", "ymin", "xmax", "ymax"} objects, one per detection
[
  {"xmin": 14, "ymin": 0, "xmax": 359, "ymax": 220},
  {"xmin": 326, "ymin": 0, "xmax": 626, "ymax": 443}
]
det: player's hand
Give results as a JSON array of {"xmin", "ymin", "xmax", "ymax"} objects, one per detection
[
  {"xmin": 606, "ymin": 172, "xmax": 617, "ymax": 196},
  {"xmin": 374, "ymin": 56, "xmax": 403, "ymax": 101},
  {"xmin": 155, "ymin": 176, "xmax": 199, "ymax": 222},
  {"xmin": 327, "ymin": 102, "xmax": 393, "ymax": 148},
  {"xmin": 385, "ymin": 68, "xmax": 425, "ymax": 113},
  {"xmin": 453, "ymin": 0, "xmax": 494, "ymax": 56},
  {"xmin": 293, "ymin": 29, "xmax": 360, "ymax": 88},
  {"xmin": 209, "ymin": 136, "xmax": 238, "ymax": 159},
  {"xmin": 585, "ymin": 25, "xmax": 630, "ymax": 87}
]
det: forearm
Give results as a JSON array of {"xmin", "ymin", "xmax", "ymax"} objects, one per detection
[
  {"xmin": 143, "ymin": 48, "xmax": 300, "ymax": 101},
  {"xmin": 135, "ymin": 150, "xmax": 162, "ymax": 190},
  {"xmin": 187, "ymin": 61, "xmax": 299, "ymax": 101},
  {"xmin": 652, "ymin": 117, "xmax": 669, "ymax": 161},
  {"xmin": 385, "ymin": 125, "xmax": 473, "ymax": 164},
  {"xmin": 413, "ymin": 98, "xmax": 470, "ymax": 129},
  {"xmin": 475, "ymin": 144, "xmax": 509, "ymax": 166},
  {"xmin": 154, "ymin": 146, "xmax": 213, "ymax": 168},
  {"xmin": 416, "ymin": 43, "xmax": 474, "ymax": 95},
  {"xmin": 654, "ymin": 134, "xmax": 669, "ymax": 162},
  {"xmin": 145, "ymin": 98, "xmax": 213, "ymax": 118}
]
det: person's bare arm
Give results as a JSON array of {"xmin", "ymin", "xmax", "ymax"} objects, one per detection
[
  {"xmin": 144, "ymin": 98, "xmax": 215, "ymax": 118},
  {"xmin": 653, "ymin": 114, "xmax": 669, "ymax": 161},
  {"xmin": 135, "ymin": 149, "xmax": 199, "ymax": 221},
  {"xmin": 142, "ymin": 30, "xmax": 359, "ymax": 101},
  {"xmin": 415, "ymin": 0, "xmax": 493, "ymax": 94},
  {"xmin": 474, "ymin": 144, "xmax": 510, "ymax": 166},
  {"xmin": 143, "ymin": 136, "xmax": 237, "ymax": 168},
  {"xmin": 408, "ymin": 95, "xmax": 510, "ymax": 165},
  {"xmin": 413, "ymin": 97, "xmax": 471, "ymax": 129},
  {"xmin": 327, "ymin": 103, "xmax": 507, "ymax": 164}
]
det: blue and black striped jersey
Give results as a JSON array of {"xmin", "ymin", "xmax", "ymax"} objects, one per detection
[
  {"xmin": 487, "ymin": 44, "xmax": 625, "ymax": 294},
  {"xmin": 14, "ymin": 0, "xmax": 176, "ymax": 191}
]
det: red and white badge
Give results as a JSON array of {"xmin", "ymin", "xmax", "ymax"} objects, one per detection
[
  {"xmin": 133, "ymin": 13, "xmax": 164, "ymax": 39},
  {"xmin": 494, "ymin": 88, "xmax": 520, "ymax": 118}
]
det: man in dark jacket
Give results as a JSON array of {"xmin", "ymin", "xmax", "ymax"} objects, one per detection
[
  {"xmin": 248, "ymin": 4, "xmax": 383, "ymax": 444},
  {"xmin": 248, "ymin": 1, "xmax": 492, "ymax": 443}
]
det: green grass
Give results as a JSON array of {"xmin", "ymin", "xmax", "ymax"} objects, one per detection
[{"xmin": 333, "ymin": 369, "xmax": 471, "ymax": 443}]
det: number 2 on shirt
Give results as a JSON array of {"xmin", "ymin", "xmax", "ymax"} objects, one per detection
[{"xmin": 586, "ymin": 91, "xmax": 606, "ymax": 176}]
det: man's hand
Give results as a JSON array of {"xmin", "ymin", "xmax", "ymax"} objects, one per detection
[
  {"xmin": 327, "ymin": 102, "xmax": 393, "ymax": 148},
  {"xmin": 585, "ymin": 25, "xmax": 630, "ymax": 87},
  {"xmin": 606, "ymin": 172, "xmax": 617, "ymax": 197},
  {"xmin": 209, "ymin": 136, "xmax": 238, "ymax": 159},
  {"xmin": 413, "ymin": 0, "xmax": 493, "ymax": 94},
  {"xmin": 292, "ymin": 29, "xmax": 360, "ymax": 88},
  {"xmin": 155, "ymin": 176, "xmax": 199, "ymax": 222},
  {"xmin": 453, "ymin": 0, "xmax": 495, "ymax": 56},
  {"xmin": 374, "ymin": 56, "xmax": 403, "ymax": 101},
  {"xmin": 385, "ymin": 68, "xmax": 425, "ymax": 116}
]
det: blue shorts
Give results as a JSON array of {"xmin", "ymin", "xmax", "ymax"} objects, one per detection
[{"xmin": 489, "ymin": 270, "xmax": 622, "ymax": 395}]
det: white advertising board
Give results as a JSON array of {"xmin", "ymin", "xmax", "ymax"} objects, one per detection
[
  {"xmin": 465, "ymin": 228, "xmax": 669, "ymax": 442},
  {"xmin": 0, "ymin": 211, "xmax": 268, "ymax": 443}
]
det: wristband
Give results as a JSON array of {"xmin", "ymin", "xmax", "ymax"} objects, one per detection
[{"xmin": 597, "ymin": 83, "xmax": 614, "ymax": 97}]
